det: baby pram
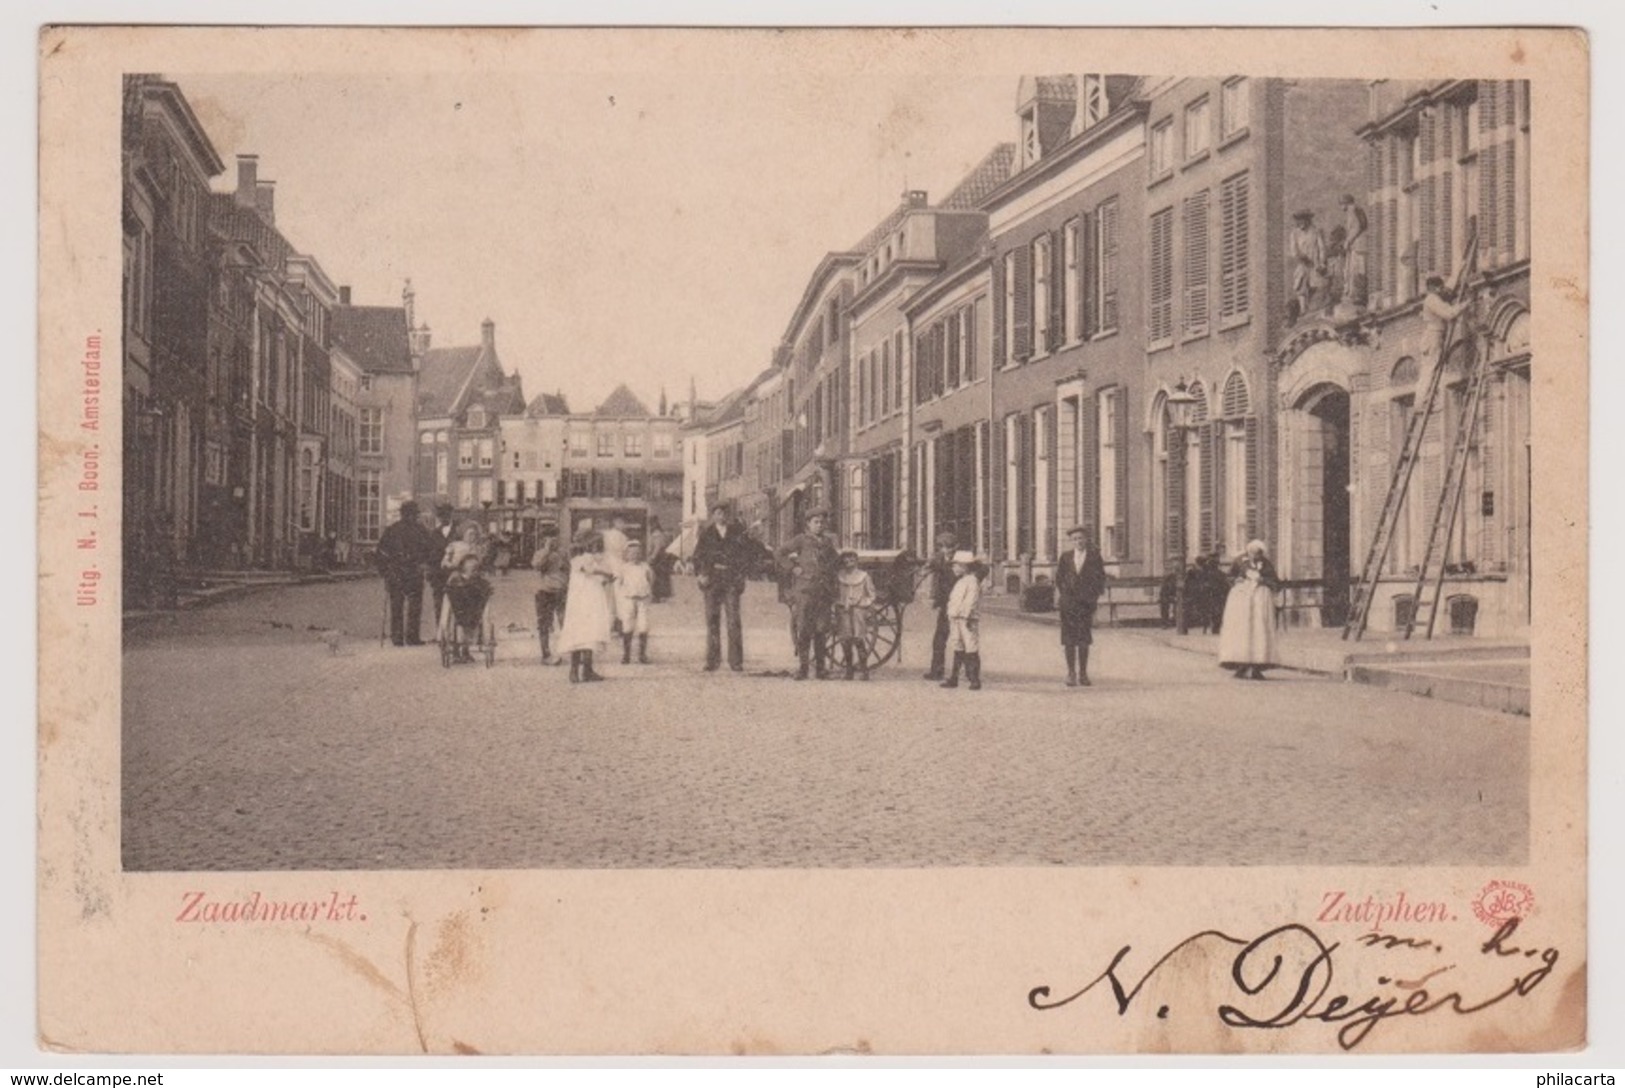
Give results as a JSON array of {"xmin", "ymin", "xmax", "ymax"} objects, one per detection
[{"xmin": 438, "ymin": 571, "xmax": 496, "ymax": 668}]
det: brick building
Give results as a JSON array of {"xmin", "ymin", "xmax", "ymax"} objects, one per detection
[
  {"xmin": 1270, "ymin": 79, "xmax": 1532, "ymax": 635},
  {"xmin": 983, "ymin": 75, "xmax": 1149, "ymax": 590},
  {"xmin": 122, "ymin": 76, "xmax": 225, "ymax": 589},
  {"xmin": 331, "ymin": 286, "xmax": 420, "ymax": 557},
  {"xmin": 414, "ymin": 319, "xmax": 527, "ymax": 528}
]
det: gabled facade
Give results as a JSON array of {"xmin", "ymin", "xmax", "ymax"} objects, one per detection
[
  {"xmin": 414, "ymin": 318, "xmax": 526, "ymax": 523},
  {"xmin": 556, "ymin": 385, "xmax": 684, "ymax": 543}
]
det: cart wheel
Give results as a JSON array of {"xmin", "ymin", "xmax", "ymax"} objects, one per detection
[{"xmin": 868, "ymin": 602, "xmax": 903, "ymax": 668}]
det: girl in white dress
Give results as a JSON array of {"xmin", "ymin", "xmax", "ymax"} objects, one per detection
[{"xmin": 556, "ymin": 531, "xmax": 616, "ymax": 682}]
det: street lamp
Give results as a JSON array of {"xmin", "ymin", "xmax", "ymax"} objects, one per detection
[{"xmin": 1165, "ymin": 379, "xmax": 1199, "ymax": 636}]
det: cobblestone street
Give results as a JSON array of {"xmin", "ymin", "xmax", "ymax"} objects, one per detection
[{"xmin": 121, "ymin": 574, "xmax": 1528, "ymax": 870}]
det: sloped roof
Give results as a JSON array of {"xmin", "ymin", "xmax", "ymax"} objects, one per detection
[
  {"xmin": 705, "ymin": 367, "xmax": 776, "ymax": 431},
  {"xmin": 939, "ymin": 143, "xmax": 1017, "ymax": 209},
  {"xmin": 526, "ymin": 392, "xmax": 571, "ymax": 417},
  {"xmin": 209, "ymin": 192, "xmax": 293, "ymax": 268},
  {"xmin": 848, "ymin": 203, "xmax": 913, "ymax": 258},
  {"xmin": 416, "ymin": 346, "xmax": 483, "ymax": 418},
  {"xmin": 594, "ymin": 384, "xmax": 651, "ymax": 418},
  {"xmin": 331, "ymin": 305, "xmax": 413, "ymax": 375}
]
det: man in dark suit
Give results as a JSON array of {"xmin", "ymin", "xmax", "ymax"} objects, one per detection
[
  {"xmin": 374, "ymin": 500, "xmax": 435, "ymax": 646},
  {"xmin": 921, "ymin": 532, "xmax": 957, "ymax": 680},
  {"xmin": 692, "ymin": 503, "xmax": 755, "ymax": 672},
  {"xmin": 1054, "ymin": 524, "xmax": 1108, "ymax": 686}
]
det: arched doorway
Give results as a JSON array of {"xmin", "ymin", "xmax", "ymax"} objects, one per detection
[{"xmin": 1306, "ymin": 386, "xmax": 1351, "ymax": 625}]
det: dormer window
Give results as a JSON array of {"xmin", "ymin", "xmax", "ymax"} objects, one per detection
[
  {"xmin": 1021, "ymin": 108, "xmax": 1041, "ymax": 167},
  {"xmin": 1079, "ymin": 74, "xmax": 1107, "ymax": 130}
]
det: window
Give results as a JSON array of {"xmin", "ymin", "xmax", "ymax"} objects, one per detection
[
  {"xmin": 571, "ymin": 430, "xmax": 588, "ymax": 457},
  {"xmin": 1079, "ymin": 74, "xmax": 1107, "ymax": 129},
  {"xmin": 360, "ymin": 374, "xmax": 372, "ymax": 391},
  {"xmin": 626, "ymin": 470, "xmax": 645, "ymax": 498},
  {"xmin": 1184, "ymin": 97, "xmax": 1211, "ymax": 160},
  {"xmin": 624, "ymin": 433, "xmax": 644, "ymax": 457},
  {"xmin": 512, "ymin": 451, "xmax": 522, "ymax": 470},
  {"xmin": 1092, "ymin": 199, "xmax": 1120, "ymax": 335},
  {"xmin": 597, "ymin": 432, "xmax": 615, "ymax": 457},
  {"xmin": 1183, "ymin": 189, "xmax": 1212, "ymax": 337},
  {"xmin": 479, "ymin": 478, "xmax": 494, "ymax": 504},
  {"xmin": 459, "ymin": 478, "xmax": 474, "ymax": 506},
  {"xmin": 1150, "ymin": 118, "xmax": 1173, "ymax": 177},
  {"xmin": 1219, "ymin": 171, "xmax": 1251, "ymax": 321},
  {"xmin": 858, "ymin": 351, "xmax": 869, "ymax": 427},
  {"xmin": 571, "ymin": 470, "xmax": 590, "ymax": 498},
  {"xmin": 1063, "ymin": 220, "xmax": 1081, "ymax": 342},
  {"xmin": 894, "ymin": 331, "xmax": 905, "ymax": 407},
  {"xmin": 458, "ymin": 439, "xmax": 474, "ymax": 469},
  {"xmin": 1021, "ymin": 108, "xmax": 1040, "ymax": 167},
  {"xmin": 881, "ymin": 340, "xmax": 891, "ymax": 417},
  {"xmin": 356, "ymin": 469, "xmax": 381, "ymax": 542},
  {"xmin": 359, "ymin": 407, "xmax": 384, "ymax": 454},
  {"xmin": 466, "ymin": 406, "xmax": 486, "ymax": 429},
  {"xmin": 1148, "ymin": 207, "xmax": 1174, "ymax": 344},
  {"xmin": 962, "ymin": 301, "xmax": 978, "ymax": 383},
  {"xmin": 435, "ymin": 449, "xmax": 449, "ymax": 491},
  {"xmin": 1097, "ymin": 387, "xmax": 1128, "ymax": 559},
  {"xmin": 1032, "ymin": 234, "xmax": 1052, "ymax": 353},
  {"xmin": 479, "ymin": 438, "xmax": 493, "ymax": 468},
  {"xmin": 653, "ymin": 432, "xmax": 673, "ymax": 458},
  {"xmin": 1002, "ymin": 250, "xmax": 1019, "ymax": 364},
  {"xmin": 1220, "ymin": 78, "xmax": 1249, "ymax": 139}
]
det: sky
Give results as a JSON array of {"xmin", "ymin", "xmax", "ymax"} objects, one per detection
[{"xmin": 179, "ymin": 64, "xmax": 1017, "ymax": 415}]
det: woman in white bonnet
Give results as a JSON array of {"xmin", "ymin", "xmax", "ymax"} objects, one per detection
[{"xmin": 1217, "ymin": 539, "xmax": 1280, "ymax": 680}]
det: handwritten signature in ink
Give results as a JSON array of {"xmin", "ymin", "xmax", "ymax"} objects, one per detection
[{"xmin": 1027, "ymin": 918, "xmax": 1558, "ymax": 1050}]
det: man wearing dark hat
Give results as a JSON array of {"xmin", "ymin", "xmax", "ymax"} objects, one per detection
[
  {"xmin": 693, "ymin": 503, "xmax": 755, "ymax": 672},
  {"xmin": 777, "ymin": 507, "xmax": 840, "ymax": 680},
  {"xmin": 921, "ymin": 531, "xmax": 958, "ymax": 680},
  {"xmin": 374, "ymin": 500, "xmax": 435, "ymax": 646},
  {"xmin": 426, "ymin": 502, "xmax": 458, "ymax": 626},
  {"xmin": 1054, "ymin": 524, "xmax": 1108, "ymax": 686}
]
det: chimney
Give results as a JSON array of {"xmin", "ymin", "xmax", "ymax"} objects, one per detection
[
  {"xmin": 338, "ymin": 285, "xmax": 351, "ymax": 306},
  {"xmin": 481, "ymin": 317, "xmax": 495, "ymax": 354},
  {"xmin": 235, "ymin": 155, "xmax": 259, "ymax": 208},
  {"xmin": 254, "ymin": 180, "xmax": 276, "ymax": 225},
  {"xmin": 401, "ymin": 278, "xmax": 415, "ymax": 327},
  {"xmin": 905, "ymin": 189, "xmax": 928, "ymax": 208}
]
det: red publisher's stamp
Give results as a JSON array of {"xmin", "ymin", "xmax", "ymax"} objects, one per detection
[{"xmin": 1472, "ymin": 879, "xmax": 1536, "ymax": 927}]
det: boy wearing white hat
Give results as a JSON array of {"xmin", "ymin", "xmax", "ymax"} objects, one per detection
[{"xmin": 941, "ymin": 550, "xmax": 984, "ymax": 691}]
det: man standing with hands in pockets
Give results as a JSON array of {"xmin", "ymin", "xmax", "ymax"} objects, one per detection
[{"xmin": 693, "ymin": 503, "xmax": 753, "ymax": 672}]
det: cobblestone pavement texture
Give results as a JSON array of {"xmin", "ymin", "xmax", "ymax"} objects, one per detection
[{"xmin": 122, "ymin": 574, "xmax": 1528, "ymax": 870}]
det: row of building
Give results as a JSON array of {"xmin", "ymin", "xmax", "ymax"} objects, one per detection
[
  {"xmin": 122, "ymin": 75, "xmax": 685, "ymax": 603},
  {"xmin": 680, "ymin": 75, "xmax": 1533, "ymax": 636}
]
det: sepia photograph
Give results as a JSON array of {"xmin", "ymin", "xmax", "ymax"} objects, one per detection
[
  {"xmin": 36, "ymin": 24, "xmax": 1590, "ymax": 1057},
  {"xmin": 117, "ymin": 67, "xmax": 1534, "ymax": 872}
]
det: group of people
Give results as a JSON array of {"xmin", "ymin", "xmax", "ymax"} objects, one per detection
[
  {"xmin": 378, "ymin": 495, "xmax": 1282, "ymax": 684},
  {"xmin": 531, "ymin": 515, "xmax": 666, "ymax": 682},
  {"xmin": 373, "ymin": 500, "xmax": 500, "ymax": 654}
]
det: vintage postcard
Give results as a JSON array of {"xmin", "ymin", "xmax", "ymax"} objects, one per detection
[{"xmin": 36, "ymin": 25, "xmax": 1588, "ymax": 1055}]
